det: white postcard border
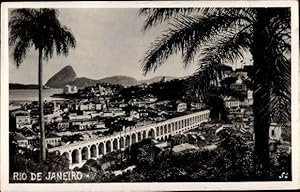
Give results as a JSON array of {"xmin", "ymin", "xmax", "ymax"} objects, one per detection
[{"xmin": 1, "ymin": 1, "xmax": 299, "ymax": 191}]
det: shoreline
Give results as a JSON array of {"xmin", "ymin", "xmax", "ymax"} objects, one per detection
[{"xmin": 9, "ymin": 89, "xmax": 65, "ymax": 103}]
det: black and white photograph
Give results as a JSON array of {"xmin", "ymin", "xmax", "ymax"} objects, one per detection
[{"xmin": 1, "ymin": 1, "xmax": 299, "ymax": 191}]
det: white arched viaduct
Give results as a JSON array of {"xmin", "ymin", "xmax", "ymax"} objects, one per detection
[{"xmin": 49, "ymin": 110, "xmax": 210, "ymax": 169}]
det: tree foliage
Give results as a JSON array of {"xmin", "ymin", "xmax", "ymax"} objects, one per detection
[
  {"xmin": 9, "ymin": 8, "xmax": 76, "ymax": 66},
  {"xmin": 139, "ymin": 8, "xmax": 291, "ymax": 178},
  {"xmin": 10, "ymin": 151, "xmax": 70, "ymax": 183},
  {"xmin": 139, "ymin": 7, "xmax": 290, "ymax": 126}
]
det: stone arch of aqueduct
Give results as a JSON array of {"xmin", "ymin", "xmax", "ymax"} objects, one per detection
[{"xmin": 49, "ymin": 110, "xmax": 210, "ymax": 169}]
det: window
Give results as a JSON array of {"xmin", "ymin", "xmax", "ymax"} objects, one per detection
[{"xmin": 271, "ymin": 130, "xmax": 275, "ymax": 136}]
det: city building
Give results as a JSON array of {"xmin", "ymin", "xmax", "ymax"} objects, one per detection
[
  {"xmin": 130, "ymin": 111, "xmax": 140, "ymax": 119},
  {"xmin": 64, "ymin": 85, "xmax": 78, "ymax": 94},
  {"xmin": 71, "ymin": 120, "xmax": 98, "ymax": 130},
  {"xmin": 45, "ymin": 132, "xmax": 62, "ymax": 147},
  {"xmin": 10, "ymin": 110, "xmax": 31, "ymax": 130},
  {"xmin": 230, "ymin": 77, "xmax": 247, "ymax": 91},
  {"xmin": 57, "ymin": 121, "xmax": 70, "ymax": 131},
  {"xmin": 177, "ymin": 102, "xmax": 187, "ymax": 112},
  {"xmin": 69, "ymin": 114, "xmax": 92, "ymax": 121},
  {"xmin": 95, "ymin": 122, "xmax": 106, "ymax": 129},
  {"xmin": 191, "ymin": 102, "xmax": 206, "ymax": 110},
  {"xmin": 269, "ymin": 123, "xmax": 282, "ymax": 141},
  {"xmin": 172, "ymin": 143, "xmax": 199, "ymax": 154},
  {"xmin": 247, "ymin": 90, "xmax": 253, "ymax": 100},
  {"xmin": 98, "ymin": 85, "xmax": 113, "ymax": 96},
  {"xmin": 12, "ymin": 132, "xmax": 29, "ymax": 147},
  {"xmin": 224, "ymin": 97, "xmax": 240, "ymax": 109},
  {"xmin": 233, "ymin": 118, "xmax": 245, "ymax": 129},
  {"xmin": 79, "ymin": 102, "xmax": 96, "ymax": 111}
]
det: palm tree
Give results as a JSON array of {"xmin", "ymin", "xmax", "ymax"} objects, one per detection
[
  {"xmin": 9, "ymin": 9, "xmax": 76, "ymax": 162},
  {"xmin": 139, "ymin": 8, "xmax": 290, "ymax": 179}
]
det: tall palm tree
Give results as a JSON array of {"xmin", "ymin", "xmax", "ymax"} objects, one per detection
[
  {"xmin": 139, "ymin": 8, "xmax": 290, "ymax": 179},
  {"xmin": 9, "ymin": 9, "xmax": 76, "ymax": 162}
]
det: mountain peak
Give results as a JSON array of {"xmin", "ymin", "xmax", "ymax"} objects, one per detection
[
  {"xmin": 45, "ymin": 66, "xmax": 179, "ymax": 88},
  {"xmin": 45, "ymin": 65, "xmax": 77, "ymax": 88},
  {"xmin": 62, "ymin": 65, "xmax": 74, "ymax": 70}
]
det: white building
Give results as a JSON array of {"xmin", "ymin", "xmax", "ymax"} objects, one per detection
[
  {"xmin": 80, "ymin": 102, "xmax": 95, "ymax": 111},
  {"xmin": 230, "ymin": 77, "xmax": 247, "ymax": 91},
  {"xmin": 224, "ymin": 97, "xmax": 240, "ymax": 108},
  {"xmin": 236, "ymin": 71, "xmax": 248, "ymax": 79},
  {"xmin": 98, "ymin": 85, "xmax": 113, "ymax": 96},
  {"xmin": 11, "ymin": 110, "xmax": 32, "ymax": 129},
  {"xmin": 45, "ymin": 133, "xmax": 62, "ymax": 147},
  {"xmin": 64, "ymin": 85, "xmax": 78, "ymax": 94},
  {"xmin": 113, "ymin": 110, "xmax": 126, "ymax": 117},
  {"xmin": 177, "ymin": 102, "xmax": 187, "ymax": 112},
  {"xmin": 69, "ymin": 114, "xmax": 91, "ymax": 121},
  {"xmin": 269, "ymin": 123, "xmax": 282, "ymax": 141},
  {"xmin": 191, "ymin": 102, "xmax": 206, "ymax": 110},
  {"xmin": 13, "ymin": 133, "xmax": 29, "ymax": 147},
  {"xmin": 130, "ymin": 111, "xmax": 140, "ymax": 119},
  {"xmin": 90, "ymin": 112, "xmax": 103, "ymax": 119},
  {"xmin": 57, "ymin": 121, "xmax": 70, "ymax": 130},
  {"xmin": 247, "ymin": 90, "xmax": 253, "ymax": 100},
  {"xmin": 71, "ymin": 120, "xmax": 98, "ymax": 130},
  {"xmin": 95, "ymin": 122, "xmax": 106, "ymax": 129},
  {"xmin": 95, "ymin": 103, "xmax": 103, "ymax": 111}
]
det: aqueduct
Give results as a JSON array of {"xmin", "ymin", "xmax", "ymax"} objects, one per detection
[{"xmin": 49, "ymin": 110, "xmax": 210, "ymax": 169}]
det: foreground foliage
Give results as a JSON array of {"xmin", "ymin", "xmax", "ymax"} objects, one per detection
[{"xmin": 139, "ymin": 8, "xmax": 291, "ymax": 179}]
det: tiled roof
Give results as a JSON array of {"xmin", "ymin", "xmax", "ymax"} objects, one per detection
[
  {"xmin": 10, "ymin": 110, "xmax": 29, "ymax": 117},
  {"xmin": 46, "ymin": 132, "xmax": 60, "ymax": 138},
  {"xmin": 13, "ymin": 133, "xmax": 27, "ymax": 141},
  {"xmin": 172, "ymin": 143, "xmax": 198, "ymax": 153}
]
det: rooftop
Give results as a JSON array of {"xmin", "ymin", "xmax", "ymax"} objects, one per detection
[
  {"xmin": 46, "ymin": 132, "xmax": 61, "ymax": 139},
  {"xmin": 12, "ymin": 133, "xmax": 27, "ymax": 141},
  {"xmin": 172, "ymin": 143, "xmax": 199, "ymax": 153}
]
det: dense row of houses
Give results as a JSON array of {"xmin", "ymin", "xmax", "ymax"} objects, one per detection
[{"xmin": 10, "ymin": 81, "xmax": 208, "ymax": 152}]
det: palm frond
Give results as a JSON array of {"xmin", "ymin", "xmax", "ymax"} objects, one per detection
[
  {"xmin": 44, "ymin": 26, "xmax": 76, "ymax": 60},
  {"xmin": 10, "ymin": 8, "xmax": 36, "ymax": 21},
  {"xmin": 185, "ymin": 27, "xmax": 253, "ymax": 102},
  {"xmin": 252, "ymin": 13, "xmax": 291, "ymax": 125},
  {"xmin": 12, "ymin": 37, "xmax": 33, "ymax": 67},
  {"xmin": 182, "ymin": 9, "xmax": 254, "ymax": 66},
  {"xmin": 203, "ymin": 29, "xmax": 253, "ymax": 65},
  {"xmin": 141, "ymin": 13, "xmax": 246, "ymax": 75},
  {"xmin": 268, "ymin": 43, "xmax": 291, "ymax": 125},
  {"xmin": 9, "ymin": 8, "xmax": 76, "ymax": 65},
  {"xmin": 9, "ymin": 9, "xmax": 36, "ymax": 67},
  {"xmin": 265, "ymin": 9, "xmax": 290, "ymax": 125},
  {"xmin": 138, "ymin": 8, "xmax": 207, "ymax": 31},
  {"xmin": 9, "ymin": 10, "xmax": 35, "ymax": 46}
]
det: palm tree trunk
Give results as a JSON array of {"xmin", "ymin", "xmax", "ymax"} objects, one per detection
[
  {"xmin": 252, "ymin": 9, "xmax": 272, "ymax": 180},
  {"xmin": 38, "ymin": 47, "xmax": 46, "ymax": 162}
]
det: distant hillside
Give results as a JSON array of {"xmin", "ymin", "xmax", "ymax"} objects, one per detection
[
  {"xmin": 9, "ymin": 83, "xmax": 39, "ymax": 89},
  {"xmin": 67, "ymin": 76, "xmax": 138, "ymax": 87},
  {"xmin": 68, "ymin": 77, "xmax": 98, "ymax": 88},
  {"xmin": 44, "ymin": 65, "xmax": 179, "ymax": 88},
  {"xmin": 138, "ymin": 76, "xmax": 178, "ymax": 85},
  {"xmin": 45, "ymin": 65, "xmax": 77, "ymax": 88},
  {"xmin": 100, "ymin": 75, "xmax": 138, "ymax": 86}
]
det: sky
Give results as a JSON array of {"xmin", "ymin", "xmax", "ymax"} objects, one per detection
[
  {"xmin": 9, "ymin": 8, "xmax": 201, "ymax": 84},
  {"xmin": 9, "ymin": 8, "xmax": 251, "ymax": 85}
]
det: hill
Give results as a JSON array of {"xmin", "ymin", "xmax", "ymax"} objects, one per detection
[
  {"xmin": 43, "ymin": 65, "xmax": 178, "ymax": 88},
  {"xmin": 138, "ymin": 76, "xmax": 177, "ymax": 85},
  {"xmin": 100, "ymin": 75, "xmax": 138, "ymax": 86},
  {"xmin": 67, "ymin": 76, "xmax": 138, "ymax": 87},
  {"xmin": 9, "ymin": 83, "xmax": 39, "ymax": 89},
  {"xmin": 45, "ymin": 65, "xmax": 77, "ymax": 88}
]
